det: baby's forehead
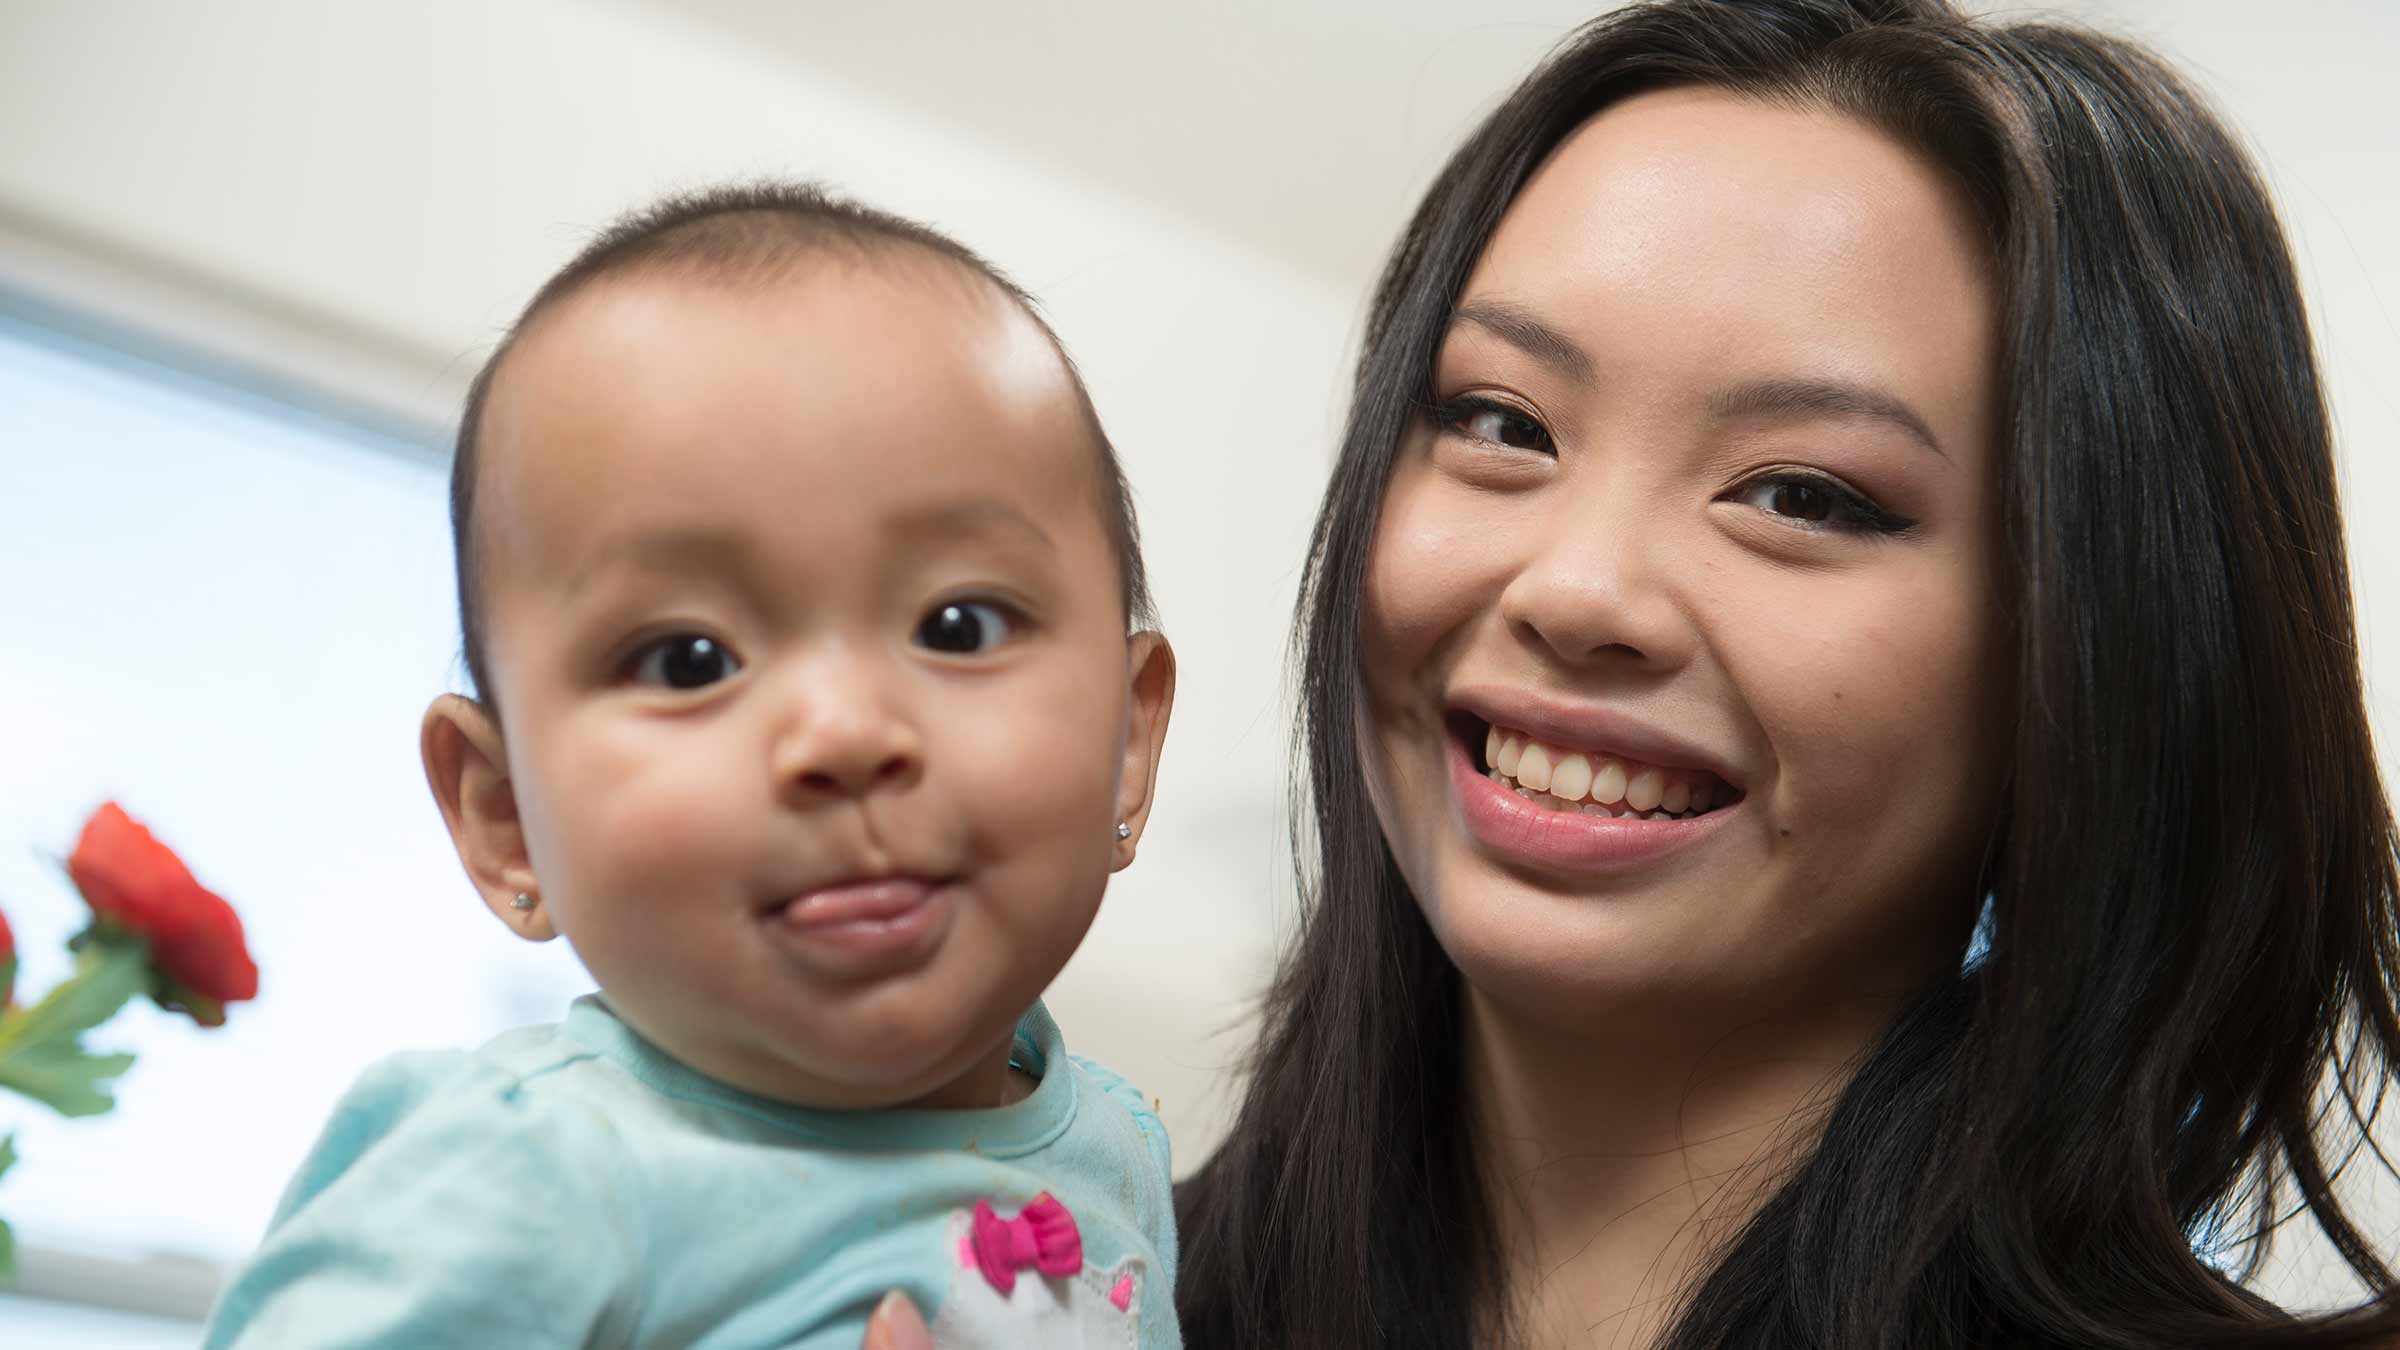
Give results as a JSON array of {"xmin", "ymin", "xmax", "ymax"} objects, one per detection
[
  {"xmin": 520, "ymin": 257, "xmax": 1083, "ymax": 430},
  {"xmin": 525, "ymin": 251, "xmax": 1050, "ymax": 386},
  {"xmin": 474, "ymin": 261, "xmax": 1109, "ymax": 576}
]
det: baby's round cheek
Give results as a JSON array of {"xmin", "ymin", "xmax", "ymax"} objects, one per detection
[
  {"xmin": 527, "ymin": 731, "xmax": 739, "ymax": 878},
  {"xmin": 956, "ymin": 671, "xmax": 1126, "ymax": 840}
]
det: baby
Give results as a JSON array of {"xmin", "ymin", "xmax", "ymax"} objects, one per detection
[{"xmin": 205, "ymin": 183, "xmax": 1180, "ymax": 1348}]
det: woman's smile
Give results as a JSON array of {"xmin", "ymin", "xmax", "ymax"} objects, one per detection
[
  {"xmin": 1449, "ymin": 733, "xmax": 1741, "ymax": 872},
  {"xmin": 1438, "ymin": 691, "xmax": 1748, "ymax": 873}
]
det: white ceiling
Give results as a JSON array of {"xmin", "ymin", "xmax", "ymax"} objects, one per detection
[
  {"xmin": 646, "ymin": 0, "xmax": 2397, "ymax": 297},
  {"xmin": 647, "ymin": 1, "xmax": 1609, "ymax": 292}
]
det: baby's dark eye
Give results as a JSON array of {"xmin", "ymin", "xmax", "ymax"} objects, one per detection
[
  {"xmin": 1435, "ymin": 396, "xmax": 1554, "ymax": 455},
  {"xmin": 629, "ymin": 634, "xmax": 741, "ymax": 689},
  {"xmin": 1726, "ymin": 472, "xmax": 1914, "ymax": 536},
  {"xmin": 916, "ymin": 601, "xmax": 1015, "ymax": 655}
]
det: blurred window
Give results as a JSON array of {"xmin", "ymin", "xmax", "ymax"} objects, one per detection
[{"xmin": 0, "ymin": 307, "xmax": 592, "ymax": 1330}]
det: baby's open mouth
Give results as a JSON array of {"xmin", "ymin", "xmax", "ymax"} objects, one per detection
[{"xmin": 1459, "ymin": 715, "xmax": 1741, "ymax": 820}]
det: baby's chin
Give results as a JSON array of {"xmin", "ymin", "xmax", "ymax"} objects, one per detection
[{"xmin": 617, "ymin": 974, "xmax": 1038, "ymax": 1113}]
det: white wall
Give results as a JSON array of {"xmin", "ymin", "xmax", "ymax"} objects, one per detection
[{"xmin": 0, "ymin": 0, "xmax": 2394, "ymax": 1325}]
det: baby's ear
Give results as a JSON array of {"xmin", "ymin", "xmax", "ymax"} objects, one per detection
[
  {"xmin": 421, "ymin": 694, "xmax": 556, "ymax": 941},
  {"xmin": 1110, "ymin": 632, "xmax": 1177, "ymax": 872}
]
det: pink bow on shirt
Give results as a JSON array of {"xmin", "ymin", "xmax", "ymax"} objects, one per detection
[{"xmin": 969, "ymin": 1192, "xmax": 1083, "ymax": 1294}]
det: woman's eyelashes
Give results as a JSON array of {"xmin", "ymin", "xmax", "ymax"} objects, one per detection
[
  {"xmin": 1432, "ymin": 394, "xmax": 1555, "ymax": 455},
  {"xmin": 1431, "ymin": 388, "xmax": 1915, "ymax": 538},
  {"xmin": 914, "ymin": 599, "xmax": 1020, "ymax": 655},
  {"xmin": 627, "ymin": 632, "xmax": 742, "ymax": 690},
  {"xmin": 1723, "ymin": 470, "xmax": 1916, "ymax": 536}
]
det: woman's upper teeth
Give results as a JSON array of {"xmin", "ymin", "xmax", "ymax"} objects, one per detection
[{"xmin": 1485, "ymin": 724, "xmax": 1721, "ymax": 813}]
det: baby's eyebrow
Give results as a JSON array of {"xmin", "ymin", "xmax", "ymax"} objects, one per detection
[
  {"xmin": 888, "ymin": 498, "xmax": 1056, "ymax": 550},
  {"xmin": 565, "ymin": 500, "xmax": 1054, "ymax": 599},
  {"xmin": 572, "ymin": 524, "xmax": 758, "ymax": 594}
]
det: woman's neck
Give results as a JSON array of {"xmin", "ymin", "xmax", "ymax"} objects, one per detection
[{"xmin": 1464, "ymin": 985, "xmax": 1906, "ymax": 1350}]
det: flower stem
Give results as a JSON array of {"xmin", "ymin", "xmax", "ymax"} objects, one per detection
[{"xmin": 0, "ymin": 934, "xmax": 149, "ymax": 1117}]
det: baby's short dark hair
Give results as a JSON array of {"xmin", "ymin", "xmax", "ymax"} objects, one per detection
[{"xmin": 448, "ymin": 181, "xmax": 1155, "ymax": 714}]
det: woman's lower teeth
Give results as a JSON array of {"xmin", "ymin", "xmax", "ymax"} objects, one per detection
[{"xmin": 1486, "ymin": 770, "xmax": 1707, "ymax": 820}]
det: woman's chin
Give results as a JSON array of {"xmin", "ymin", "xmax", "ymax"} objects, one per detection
[{"xmin": 1424, "ymin": 861, "xmax": 1777, "ymax": 1022}]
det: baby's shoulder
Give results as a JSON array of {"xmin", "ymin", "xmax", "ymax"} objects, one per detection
[
  {"xmin": 296, "ymin": 1022, "xmax": 663, "ymax": 1190},
  {"xmin": 354, "ymin": 1021, "xmax": 622, "ymax": 1119},
  {"xmin": 1065, "ymin": 1052, "xmax": 1172, "ymax": 1178},
  {"xmin": 207, "ymin": 1029, "xmax": 661, "ymax": 1348}
]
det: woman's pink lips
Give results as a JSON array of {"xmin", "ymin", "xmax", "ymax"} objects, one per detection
[
  {"xmin": 764, "ymin": 877, "xmax": 951, "ymax": 978},
  {"xmin": 1448, "ymin": 735, "xmax": 1734, "ymax": 873}
]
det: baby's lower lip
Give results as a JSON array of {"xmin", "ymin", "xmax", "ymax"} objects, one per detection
[
  {"xmin": 780, "ymin": 878, "xmax": 941, "ymax": 928},
  {"xmin": 764, "ymin": 879, "xmax": 951, "ymax": 977}
]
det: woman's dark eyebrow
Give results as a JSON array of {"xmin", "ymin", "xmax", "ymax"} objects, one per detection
[
  {"xmin": 1708, "ymin": 378, "xmax": 1949, "ymax": 460},
  {"xmin": 1450, "ymin": 301, "xmax": 1947, "ymax": 461},
  {"xmin": 1451, "ymin": 299, "xmax": 1595, "ymax": 382}
]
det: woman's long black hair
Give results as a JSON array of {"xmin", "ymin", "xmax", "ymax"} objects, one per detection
[{"xmin": 1175, "ymin": 1, "xmax": 2400, "ymax": 1345}]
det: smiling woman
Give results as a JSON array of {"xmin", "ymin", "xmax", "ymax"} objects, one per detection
[
  {"xmin": 1174, "ymin": 2, "xmax": 2400, "ymax": 1348},
  {"xmin": 1372, "ymin": 83, "xmax": 2007, "ymax": 1046}
]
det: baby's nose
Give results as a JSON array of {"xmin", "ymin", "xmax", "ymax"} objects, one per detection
[{"xmin": 769, "ymin": 670, "xmax": 924, "ymax": 799}]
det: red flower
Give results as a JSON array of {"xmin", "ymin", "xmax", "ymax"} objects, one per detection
[
  {"xmin": 0, "ymin": 903, "xmax": 15, "ymax": 1006},
  {"xmin": 67, "ymin": 803, "xmax": 258, "ymax": 1013}
]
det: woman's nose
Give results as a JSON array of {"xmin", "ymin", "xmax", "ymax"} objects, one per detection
[
  {"xmin": 1496, "ymin": 497, "xmax": 1694, "ymax": 671},
  {"xmin": 768, "ymin": 655, "xmax": 925, "ymax": 799}
]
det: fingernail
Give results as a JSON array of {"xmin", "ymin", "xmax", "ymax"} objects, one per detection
[{"xmin": 868, "ymin": 1290, "xmax": 931, "ymax": 1350}]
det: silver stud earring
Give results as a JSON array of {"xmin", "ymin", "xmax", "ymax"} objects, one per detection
[
  {"xmin": 510, "ymin": 891, "xmax": 537, "ymax": 911},
  {"xmin": 1116, "ymin": 821, "xmax": 1132, "ymax": 840}
]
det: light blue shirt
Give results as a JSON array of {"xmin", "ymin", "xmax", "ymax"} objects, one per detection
[{"xmin": 204, "ymin": 997, "xmax": 1180, "ymax": 1348}]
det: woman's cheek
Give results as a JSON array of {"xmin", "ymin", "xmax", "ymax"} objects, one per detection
[
  {"xmin": 1732, "ymin": 564, "xmax": 2001, "ymax": 875},
  {"xmin": 1363, "ymin": 474, "xmax": 1511, "ymax": 680}
]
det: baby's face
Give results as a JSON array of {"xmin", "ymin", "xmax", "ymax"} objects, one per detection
[{"xmin": 465, "ymin": 261, "xmax": 1162, "ymax": 1109}]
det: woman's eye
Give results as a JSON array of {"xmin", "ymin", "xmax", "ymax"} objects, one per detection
[
  {"xmin": 1766, "ymin": 480, "xmax": 1837, "ymax": 523},
  {"xmin": 1436, "ymin": 396, "xmax": 1554, "ymax": 454},
  {"xmin": 916, "ymin": 601, "xmax": 1016, "ymax": 655},
  {"xmin": 1727, "ymin": 472, "xmax": 1913, "ymax": 535},
  {"xmin": 628, "ymin": 634, "xmax": 741, "ymax": 689}
]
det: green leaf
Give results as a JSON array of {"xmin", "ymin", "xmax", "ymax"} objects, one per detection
[
  {"xmin": 0, "ymin": 1134, "xmax": 17, "ymax": 1276},
  {"xmin": 0, "ymin": 937, "xmax": 148, "ymax": 1060},
  {"xmin": 0, "ymin": 1040, "xmax": 139, "ymax": 1117}
]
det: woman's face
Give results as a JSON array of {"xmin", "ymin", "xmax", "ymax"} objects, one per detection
[{"xmin": 1362, "ymin": 88, "xmax": 2007, "ymax": 1031}]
